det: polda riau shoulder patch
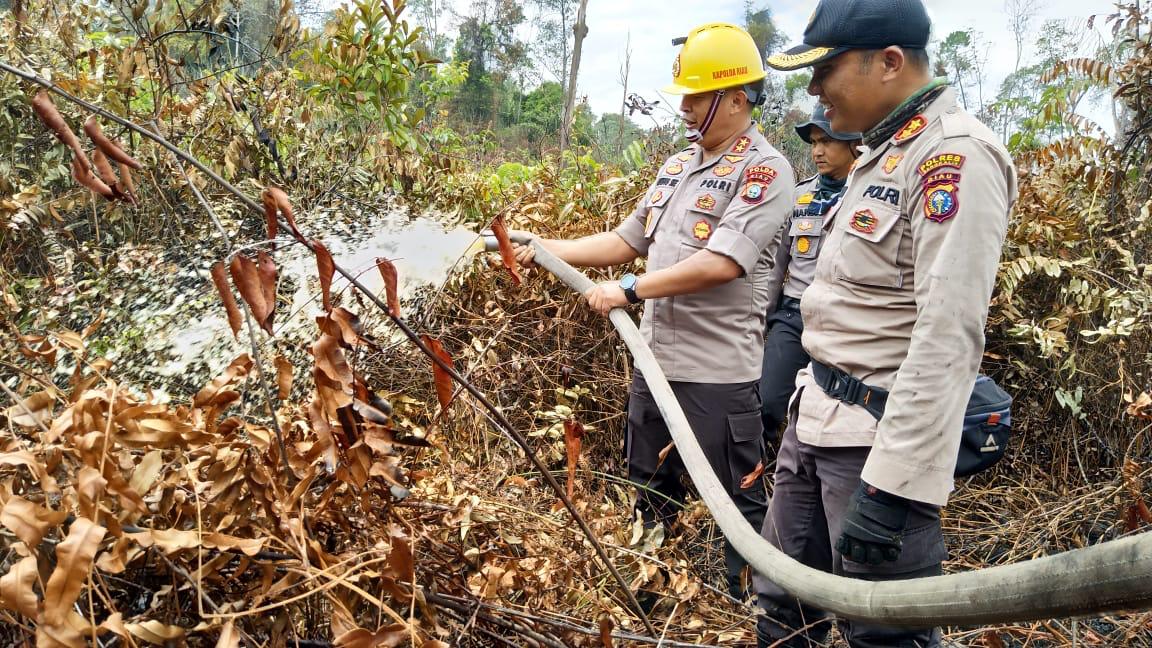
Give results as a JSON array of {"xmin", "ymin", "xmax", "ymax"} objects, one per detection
[
  {"xmin": 740, "ymin": 182, "xmax": 767, "ymax": 204},
  {"xmin": 745, "ymin": 165, "xmax": 778, "ymax": 185},
  {"xmin": 923, "ymin": 172, "xmax": 960, "ymax": 222},
  {"xmin": 893, "ymin": 115, "xmax": 928, "ymax": 144}
]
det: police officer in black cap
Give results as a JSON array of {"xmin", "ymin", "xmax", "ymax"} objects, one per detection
[
  {"xmin": 752, "ymin": 0, "xmax": 1017, "ymax": 646},
  {"xmin": 760, "ymin": 104, "xmax": 860, "ymax": 445}
]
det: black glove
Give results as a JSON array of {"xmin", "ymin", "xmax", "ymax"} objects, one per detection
[{"xmin": 835, "ymin": 481, "xmax": 911, "ymax": 565}]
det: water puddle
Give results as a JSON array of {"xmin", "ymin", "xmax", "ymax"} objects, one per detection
[{"xmin": 100, "ymin": 205, "xmax": 480, "ymax": 398}]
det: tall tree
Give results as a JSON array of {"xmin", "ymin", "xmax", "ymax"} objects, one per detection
[
  {"xmin": 531, "ymin": 0, "xmax": 579, "ymax": 92},
  {"xmin": 558, "ymin": 0, "xmax": 588, "ymax": 157}
]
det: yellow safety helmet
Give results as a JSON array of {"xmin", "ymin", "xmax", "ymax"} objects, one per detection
[{"xmin": 663, "ymin": 23, "xmax": 768, "ymax": 95}]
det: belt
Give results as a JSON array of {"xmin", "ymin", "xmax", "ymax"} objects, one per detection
[
  {"xmin": 810, "ymin": 359, "xmax": 888, "ymax": 421},
  {"xmin": 779, "ymin": 295, "xmax": 802, "ymax": 312}
]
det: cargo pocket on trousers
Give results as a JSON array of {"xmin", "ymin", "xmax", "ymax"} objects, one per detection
[{"xmin": 727, "ymin": 411, "xmax": 765, "ymax": 491}]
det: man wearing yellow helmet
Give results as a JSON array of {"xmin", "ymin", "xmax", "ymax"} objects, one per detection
[{"xmin": 514, "ymin": 22, "xmax": 795, "ymax": 598}]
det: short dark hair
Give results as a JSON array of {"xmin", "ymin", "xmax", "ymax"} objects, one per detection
[{"xmin": 858, "ymin": 47, "xmax": 930, "ymax": 71}]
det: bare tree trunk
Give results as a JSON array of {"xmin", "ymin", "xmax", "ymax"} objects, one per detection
[
  {"xmin": 558, "ymin": 0, "xmax": 588, "ymax": 163},
  {"xmin": 618, "ymin": 32, "xmax": 631, "ymax": 157}
]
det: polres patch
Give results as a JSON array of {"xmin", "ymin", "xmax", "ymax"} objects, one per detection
[
  {"xmin": 917, "ymin": 153, "xmax": 966, "ymax": 176},
  {"xmin": 692, "ymin": 219, "xmax": 712, "ymax": 240},
  {"xmin": 923, "ymin": 172, "xmax": 960, "ymax": 222},
  {"xmin": 850, "ymin": 209, "xmax": 878, "ymax": 234},
  {"xmin": 740, "ymin": 182, "xmax": 767, "ymax": 204}
]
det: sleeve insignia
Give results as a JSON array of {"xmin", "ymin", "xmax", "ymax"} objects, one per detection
[
  {"xmin": 883, "ymin": 154, "xmax": 903, "ymax": 174},
  {"xmin": 730, "ymin": 136, "xmax": 752, "ymax": 154},
  {"xmin": 850, "ymin": 209, "xmax": 878, "ymax": 234},
  {"xmin": 713, "ymin": 164, "xmax": 736, "ymax": 177},
  {"xmin": 893, "ymin": 114, "xmax": 928, "ymax": 144},
  {"xmin": 723, "ymin": 154, "xmax": 746, "ymax": 163},
  {"xmin": 695, "ymin": 193, "xmax": 717, "ymax": 211},
  {"xmin": 796, "ymin": 192, "xmax": 814, "ymax": 206},
  {"xmin": 745, "ymin": 165, "xmax": 778, "ymax": 184},
  {"xmin": 665, "ymin": 162, "xmax": 684, "ymax": 176},
  {"xmin": 692, "ymin": 219, "xmax": 713, "ymax": 240},
  {"xmin": 917, "ymin": 153, "xmax": 966, "ymax": 176},
  {"xmin": 923, "ymin": 172, "xmax": 960, "ymax": 222},
  {"xmin": 740, "ymin": 182, "xmax": 767, "ymax": 204}
]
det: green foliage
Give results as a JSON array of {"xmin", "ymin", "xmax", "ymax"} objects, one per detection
[{"xmin": 301, "ymin": 0, "xmax": 437, "ymax": 150}]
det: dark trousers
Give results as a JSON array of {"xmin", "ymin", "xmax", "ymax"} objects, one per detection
[
  {"xmin": 760, "ymin": 298, "xmax": 809, "ymax": 445},
  {"xmin": 625, "ymin": 372, "xmax": 768, "ymax": 597},
  {"xmin": 753, "ymin": 413, "xmax": 947, "ymax": 648}
]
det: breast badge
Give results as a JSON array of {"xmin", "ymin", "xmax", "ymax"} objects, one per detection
[
  {"xmin": 649, "ymin": 190, "xmax": 664, "ymax": 206},
  {"xmin": 665, "ymin": 162, "xmax": 684, "ymax": 176},
  {"xmin": 797, "ymin": 193, "xmax": 814, "ymax": 206},
  {"xmin": 883, "ymin": 154, "xmax": 903, "ymax": 174},
  {"xmin": 796, "ymin": 236, "xmax": 812, "ymax": 254},
  {"xmin": 850, "ymin": 209, "xmax": 878, "ymax": 234},
  {"xmin": 692, "ymin": 219, "xmax": 712, "ymax": 240},
  {"xmin": 695, "ymin": 193, "xmax": 716, "ymax": 211},
  {"xmin": 723, "ymin": 154, "xmax": 745, "ymax": 163},
  {"xmin": 797, "ymin": 220, "xmax": 814, "ymax": 232},
  {"xmin": 713, "ymin": 165, "xmax": 736, "ymax": 177},
  {"xmin": 677, "ymin": 150, "xmax": 693, "ymax": 162}
]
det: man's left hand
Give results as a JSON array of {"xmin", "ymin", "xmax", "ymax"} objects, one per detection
[
  {"xmin": 584, "ymin": 282, "xmax": 628, "ymax": 316},
  {"xmin": 835, "ymin": 482, "xmax": 911, "ymax": 565}
]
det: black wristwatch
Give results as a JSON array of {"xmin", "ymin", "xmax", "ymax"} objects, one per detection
[{"xmin": 619, "ymin": 273, "xmax": 642, "ymax": 304}]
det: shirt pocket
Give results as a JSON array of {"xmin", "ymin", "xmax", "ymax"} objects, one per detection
[
  {"xmin": 684, "ymin": 189, "xmax": 732, "ymax": 246},
  {"xmin": 788, "ymin": 216, "xmax": 823, "ymax": 259},
  {"xmin": 835, "ymin": 204, "xmax": 907, "ymax": 288}
]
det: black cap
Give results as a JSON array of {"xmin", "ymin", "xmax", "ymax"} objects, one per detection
[
  {"xmin": 767, "ymin": 0, "xmax": 931, "ymax": 71},
  {"xmin": 795, "ymin": 104, "xmax": 862, "ymax": 142}
]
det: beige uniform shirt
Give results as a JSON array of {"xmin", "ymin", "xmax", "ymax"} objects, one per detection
[
  {"xmin": 764, "ymin": 174, "xmax": 840, "ymax": 312},
  {"xmin": 795, "ymin": 88, "xmax": 1017, "ymax": 505},
  {"xmin": 616, "ymin": 124, "xmax": 794, "ymax": 383}
]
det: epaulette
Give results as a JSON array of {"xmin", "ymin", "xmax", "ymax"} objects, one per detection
[{"xmin": 939, "ymin": 109, "xmax": 971, "ymax": 140}]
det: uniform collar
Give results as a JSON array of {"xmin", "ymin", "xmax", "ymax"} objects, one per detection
[{"xmin": 855, "ymin": 88, "xmax": 960, "ymax": 168}]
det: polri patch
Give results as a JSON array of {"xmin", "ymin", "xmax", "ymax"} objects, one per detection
[
  {"xmin": 863, "ymin": 184, "xmax": 901, "ymax": 206},
  {"xmin": 893, "ymin": 114, "xmax": 928, "ymax": 144},
  {"xmin": 664, "ymin": 162, "xmax": 684, "ymax": 176},
  {"xmin": 740, "ymin": 182, "xmax": 767, "ymax": 204},
  {"xmin": 917, "ymin": 153, "xmax": 966, "ymax": 176},
  {"xmin": 850, "ymin": 209, "xmax": 878, "ymax": 234},
  {"xmin": 695, "ymin": 193, "xmax": 717, "ymax": 211},
  {"xmin": 883, "ymin": 154, "xmax": 903, "ymax": 174},
  {"xmin": 731, "ymin": 136, "xmax": 752, "ymax": 154},
  {"xmin": 699, "ymin": 178, "xmax": 733, "ymax": 192},
  {"xmin": 713, "ymin": 164, "xmax": 736, "ymax": 177},
  {"xmin": 692, "ymin": 219, "xmax": 712, "ymax": 240},
  {"xmin": 723, "ymin": 154, "xmax": 745, "ymax": 163},
  {"xmin": 923, "ymin": 172, "xmax": 960, "ymax": 222},
  {"xmin": 745, "ymin": 165, "xmax": 778, "ymax": 185}
]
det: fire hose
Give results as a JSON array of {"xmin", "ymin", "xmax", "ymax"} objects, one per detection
[{"xmin": 484, "ymin": 232, "xmax": 1152, "ymax": 626}]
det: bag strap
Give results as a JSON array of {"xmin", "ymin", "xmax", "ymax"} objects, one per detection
[{"xmin": 810, "ymin": 360, "xmax": 889, "ymax": 421}]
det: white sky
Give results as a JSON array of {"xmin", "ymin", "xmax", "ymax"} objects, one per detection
[{"xmin": 319, "ymin": 0, "xmax": 1118, "ymax": 130}]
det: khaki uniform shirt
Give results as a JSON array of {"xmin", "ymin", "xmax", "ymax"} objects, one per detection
[
  {"xmin": 616, "ymin": 124, "xmax": 794, "ymax": 383},
  {"xmin": 764, "ymin": 174, "xmax": 842, "ymax": 312},
  {"xmin": 794, "ymin": 88, "xmax": 1017, "ymax": 505}
]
